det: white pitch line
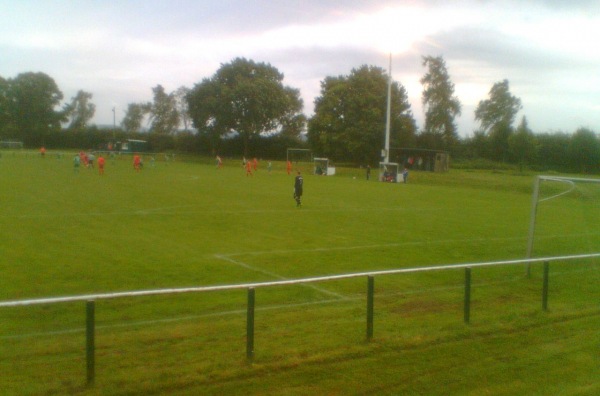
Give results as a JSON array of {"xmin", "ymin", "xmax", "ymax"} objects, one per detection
[
  {"xmin": 214, "ymin": 254, "xmax": 347, "ymax": 299},
  {"xmin": 1, "ymin": 205, "xmax": 442, "ymax": 219},
  {"xmin": 215, "ymin": 232, "xmax": 600, "ymax": 259},
  {"xmin": 216, "ymin": 235, "xmax": 528, "ymax": 258}
]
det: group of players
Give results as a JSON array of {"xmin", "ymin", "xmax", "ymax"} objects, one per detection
[
  {"xmin": 70, "ymin": 150, "xmax": 145, "ymax": 175},
  {"xmin": 65, "ymin": 148, "xmax": 304, "ymax": 207},
  {"xmin": 221, "ymin": 155, "xmax": 304, "ymax": 207},
  {"xmin": 250, "ymin": 157, "xmax": 303, "ymax": 207},
  {"xmin": 72, "ymin": 151, "xmax": 106, "ymax": 174}
]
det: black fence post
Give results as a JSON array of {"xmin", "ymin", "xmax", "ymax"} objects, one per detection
[
  {"xmin": 367, "ymin": 276, "xmax": 374, "ymax": 341},
  {"xmin": 246, "ymin": 288, "xmax": 255, "ymax": 361},
  {"xmin": 464, "ymin": 268, "xmax": 471, "ymax": 324},
  {"xmin": 86, "ymin": 300, "xmax": 95, "ymax": 386},
  {"xmin": 542, "ymin": 262, "xmax": 549, "ymax": 311}
]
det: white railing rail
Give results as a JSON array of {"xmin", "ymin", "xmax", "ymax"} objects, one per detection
[
  {"xmin": 2, "ymin": 252, "xmax": 598, "ymax": 386},
  {"xmin": 2, "ymin": 253, "xmax": 599, "ymax": 308}
]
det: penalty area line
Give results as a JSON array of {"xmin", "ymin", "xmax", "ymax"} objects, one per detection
[{"xmin": 213, "ymin": 254, "xmax": 347, "ymax": 300}]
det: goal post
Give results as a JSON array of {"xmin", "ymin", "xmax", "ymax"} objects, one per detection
[
  {"xmin": 286, "ymin": 148, "xmax": 313, "ymax": 173},
  {"xmin": 526, "ymin": 175, "xmax": 600, "ymax": 276},
  {"xmin": 286, "ymin": 148, "xmax": 312, "ymax": 163}
]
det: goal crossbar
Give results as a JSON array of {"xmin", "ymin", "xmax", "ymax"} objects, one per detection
[{"xmin": 286, "ymin": 148, "xmax": 312, "ymax": 163}]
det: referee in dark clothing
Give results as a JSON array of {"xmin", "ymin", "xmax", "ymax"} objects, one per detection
[{"xmin": 294, "ymin": 171, "xmax": 303, "ymax": 207}]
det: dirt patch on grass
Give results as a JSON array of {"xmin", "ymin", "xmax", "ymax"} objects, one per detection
[{"xmin": 391, "ymin": 298, "xmax": 456, "ymax": 318}]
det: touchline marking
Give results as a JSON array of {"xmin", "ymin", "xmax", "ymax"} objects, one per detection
[
  {"xmin": 214, "ymin": 254, "xmax": 347, "ymax": 300},
  {"xmin": 216, "ymin": 236, "xmax": 528, "ymax": 258},
  {"xmin": 215, "ymin": 232, "xmax": 600, "ymax": 258},
  {"xmin": 2, "ymin": 205, "xmax": 442, "ymax": 219}
]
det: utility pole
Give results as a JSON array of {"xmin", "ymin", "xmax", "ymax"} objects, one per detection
[
  {"xmin": 112, "ymin": 106, "xmax": 116, "ymax": 141},
  {"xmin": 384, "ymin": 53, "xmax": 392, "ymax": 163}
]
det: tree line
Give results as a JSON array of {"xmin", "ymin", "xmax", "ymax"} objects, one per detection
[{"xmin": 1, "ymin": 57, "xmax": 598, "ymax": 173}]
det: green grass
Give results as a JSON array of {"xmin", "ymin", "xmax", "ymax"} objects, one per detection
[{"xmin": 0, "ymin": 150, "xmax": 598, "ymax": 395}]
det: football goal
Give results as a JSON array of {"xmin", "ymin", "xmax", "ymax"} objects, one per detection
[
  {"xmin": 526, "ymin": 175, "xmax": 600, "ymax": 274},
  {"xmin": 0, "ymin": 140, "xmax": 24, "ymax": 149},
  {"xmin": 287, "ymin": 148, "xmax": 312, "ymax": 170}
]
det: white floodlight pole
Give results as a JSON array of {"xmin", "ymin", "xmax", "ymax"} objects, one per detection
[
  {"xmin": 384, "ymin": 53, "xmax": 392, "ymax": 163},
  {"xmin": 112, "ymin": 106, "xmax": 116, "ymax": 141}
]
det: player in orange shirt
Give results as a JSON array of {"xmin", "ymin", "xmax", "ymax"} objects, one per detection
[
  {"xmin": 286, "ymin": 160, "xmax": 292, "ymax": 175},
  {"xmin": 245, "ymin": 159, "xmax": 253, "ymax": 176},
  {"xmin": 133, "ymin": 154, "xmax": 141, "ymax": 172},
  {"xmin": 98, "ymin": 155, "xmax": 105, "ymax": 175}
]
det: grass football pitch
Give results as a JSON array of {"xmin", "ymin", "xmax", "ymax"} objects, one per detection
[{"xmin": 0, "ymin": 151, "xmax": 598, "ymax": 395}]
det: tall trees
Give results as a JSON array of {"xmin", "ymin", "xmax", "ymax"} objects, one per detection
[
  {"xmin": 536, "ymin": 132, "xmax": 570, "ymax": 171},
  {"xmin": 148, "ymin": 85, "xmax": 179, "ymax": 134},
  {"xmin": 474, "ymin": 80, "xmax": 522, "ymax": 161},
  {"xmin": 508, "ymin": 116, "xmax": 537, "ymax": 172},
  {"xmin": 420, "ymin": 56, "xmax": 462, "ymax": 149},
  {"xmin": 63, "ymin": 90, "xmax": 96, "ymax": 130},
  {"xmin": 568, "ymin": 127, "xmax": 599, "ymax": 173},
  {"xmin": 308, "ymin": 65, "xmax": 416, "ymax": 164},
  {"xmin": 276, "ymin": 86, "xmax": 306, "ymax": 139},
  {"xmin": 0, "ymin": 76, "xmax": 12, "ymax": 139},
  {"xmin": 187, "ymin": 57, "xmax": 304, "ymax": 155},
  {"xmin": 4, "ymin": 72, "xmax": 65, "ymax": 146},
  {"xmin": 121, "ymin": 103, "xmax": 150, "ymax": 134},
  {"xmin": 123, "ymin": 85, "xmax": 186, "ymax": 135},
  {"xmin": 173, "ymin": 86, "xmax": 191, "ymax": 132}
]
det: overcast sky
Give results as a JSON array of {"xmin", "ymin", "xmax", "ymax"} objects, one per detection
[{"xmin": 1, "ymin": 0, "xmax": 599, "ymax": 136}]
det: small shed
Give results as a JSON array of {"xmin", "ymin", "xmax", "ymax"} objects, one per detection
[
  {"xmin": 379, "ymin": 162, "xmax": 400, "ymax": 182},
  {"xmin": 314, "ymin": 157, "xmax": 336, "ymax": 176},
  {"xmin": 118, "ymin": 139, "xmax": 148, "ymax": 153},
  {"xmin": 391, "ymin": 148, "xmax": 450, "ymax": 172}
]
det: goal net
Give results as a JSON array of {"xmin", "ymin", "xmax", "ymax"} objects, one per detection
[
  {"xmin": 527, "ymin": 176, "xmax": 600, "ymax": 264},
  {"xmin": 287, "ymin": 148, "xmax": 312, "ymax": 172},
  {"xmin": 0, "ymin": 140, "xmax": 24, "ymax": 149}
]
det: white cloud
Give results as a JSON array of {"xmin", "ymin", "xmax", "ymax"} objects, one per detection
[{"xmin": 0, "ymin": 0, "xmax": 599, "ymax": 135}]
